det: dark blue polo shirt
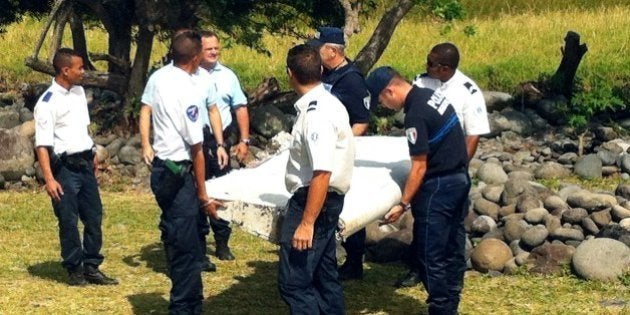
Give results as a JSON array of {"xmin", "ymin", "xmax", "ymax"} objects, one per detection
[
  {"xmin": 322, "ymin": 61, "xmax": 371, "ymax": 126},
  {"xmin": 404, "ymin": 86, "xmax": 468, "ymax": 178}
]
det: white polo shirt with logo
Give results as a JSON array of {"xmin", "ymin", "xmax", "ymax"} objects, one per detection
[
  {"xmin": 413, "ymin": 69, "xmax": 490, "ymax": 136},
  {"xmin": 141, "ymin": 64, "xmax": 206, "ymax": 161},
  {"xmin": 285, "ymin": 84, "xmax": 355, "ymax": 195}
]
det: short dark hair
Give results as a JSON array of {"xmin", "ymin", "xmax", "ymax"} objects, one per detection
[
  {"xmin": 199, "ymin": 30, "xmax": 219, "ymax": 40},
  {"xmin": 431, "ymin": 42, "xmax": 460, "ymax": 69},
  {"xmin": 170, "ymin": 30, "xmax": 202, "ymax": 65},
  {"xmin": 52, "ymin": 48, "xmax": 81, "ymax": 74},
  {"xmin": 286, "ymin": 44, "xmax": 321, "ymax": 85}
]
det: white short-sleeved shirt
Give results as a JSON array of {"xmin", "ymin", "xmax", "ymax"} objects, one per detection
[
  {"xmin": 191, "ymin": 67, "xmax": 219, "ymax": 128},
  {"xmin": 141, "ymin": 64, "xmax": 205, "ymax": 161},
  {"xmin": 205, "ymin": 62, "xmax": 247, "ymax": 130},
  {"xmin": 413, "ymin": 69, "xmax": 490, "ymax": 136},
  {"xmin": 285, "ymin": 84, "xmax": 355, "ymax": 194},
  {"xmin": 34, "ymin": 79, "xmax": 94, "ymax": 155}
]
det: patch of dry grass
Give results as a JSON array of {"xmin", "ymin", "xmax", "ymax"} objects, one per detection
[{"xmin": 0, "ymin": 191, "xmax": 628, "ymax": 314}]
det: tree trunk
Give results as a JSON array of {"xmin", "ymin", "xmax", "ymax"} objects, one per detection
[
  {"xmin": 70, "ymin": 9, "xmax": 96, "ymax": 71},
  {"xmin": 338, "ymin": 0, "xmax": 361, "ymax": 41},
  {"xmin": 549, "ymin": 31, "xmax": 588, "ymax": 100},
  {"xmin": 49, "ymin": 1, "xmax": 72, "ymax": 63},
  {"xmin": 353, "ymin": 0, "xmax": 415, "ymax": 75},
  {"xmin": 30, "ymin": 0, "xmax": 65, "ymax": 60},
  {"xmin": 124, "ymin": 24, "xmax": 155, "ymax": 129}
]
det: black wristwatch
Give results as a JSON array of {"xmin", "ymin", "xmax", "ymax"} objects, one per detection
[
  {"xmin": 398, "ymin": 201, "xmax": 411, "ymax": 212},
  {"xmin": 216, "ymin": 143, "xmax": 227, "ymax": 149}
]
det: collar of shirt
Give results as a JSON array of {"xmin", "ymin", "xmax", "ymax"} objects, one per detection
[
  {"xmin": 50, "ymin": 78, "xmax": 83, "ymax": 96},
  {"xmin": 294, "ymin": 84, "xmax": 326, "ymax": 113},
  {"xmin": 440, "ymin": 69, "xmax": 464, "ymax": 90},
  {"xmin": 207, "ymin": 61, "xmax": 226, "ymax": 75}
]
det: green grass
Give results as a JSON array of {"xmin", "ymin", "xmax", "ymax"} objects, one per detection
[
  {"xmin": 0, "ymin": 190, "xmax": 628, "ymax": 314},
  {"xmin": 1, "ymin": 3, "xmax": 629, "ymax": 96}
]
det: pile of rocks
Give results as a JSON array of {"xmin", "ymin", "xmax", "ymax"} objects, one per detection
[{"xmin": 362, "ymin": 92, "xmax": 630, "ymax": 282}]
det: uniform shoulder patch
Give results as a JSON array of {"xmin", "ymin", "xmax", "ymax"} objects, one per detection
[
  {"xmin": 42, "ymin": 91, "xmax": 53, "ymax": 103},
  {"xmin": 307, "ymin": 100, "xmax": 318, "ymax": 112},
  {"xmin": 406, "ymin": 127, "xmax": 418, "ymax": 145},
  {"xmin": 463, "ymin": 82, "xmax": 478, "ymax": 95},
  {"xmin": 186, "ymin": 105, "xmax": 199, "ymax": 122}
]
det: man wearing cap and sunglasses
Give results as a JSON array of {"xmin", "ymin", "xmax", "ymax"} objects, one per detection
[
  {"xmin": 307, "ymin": 26, "xmax": 372, "ymax": 281},
  {"xmin": 366, "ymin": 66, "xmax": 471, "ymax": 315}
]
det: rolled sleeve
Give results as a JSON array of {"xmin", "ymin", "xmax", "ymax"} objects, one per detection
[
  {"xmin": 305, "ymin": 113, "xmax": 336, "ymax": 172},
  {"xmin": 34, "ymin": 104, "xmax": 54, "ymax": 147},
  {"xmin": 463, "ymin": 92, "xmax": 490, "ymax": 136},
  {"xmin": 229, "ymin": 76, "xmax": 247, "ymax": 108}
]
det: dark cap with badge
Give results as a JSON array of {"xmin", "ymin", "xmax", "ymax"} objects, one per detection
[
  {"xmin": 307, "ymin": 27, "xmax": 345, "ymax": 48},
  {"xmin": 365, "ymin": 66, "xmax": 396, "ymax": 97}
]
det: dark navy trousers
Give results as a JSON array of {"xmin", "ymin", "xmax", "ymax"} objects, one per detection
[
  {"xmin": 200, "ymin": 126, "xmax": 232, "ymax": 253},
  {"xmin": 410, "ymin": 171, "xmax": 470, "ymax": 315},
  {"xmin": 278, "ymin": 188, "xmax": 346, "ymax": 315},
  {"xmin": 151, "ymin": 159, "xmax": 203, "ymax": 315},
  {"xmin": 341, "ymin": 228, "xmax": 365, "ymax": 263},
  {"xmin": 52, "ymin": 162, "xmax": 104, "ymax": 271}
]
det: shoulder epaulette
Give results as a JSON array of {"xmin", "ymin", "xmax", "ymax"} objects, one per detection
[
  {"xmin": 307, "ymin": 100, "xmax": 318, "ymax": 112},
  {"xmin": 463, "ymin": 82, "xmax": 478, "ymax": 95},
  {"xmin": 42, "ymin": 91, "xmax": 53, "ymax": 103},
  {"xmin": 414, "ymin": 73, "xmax": 429, "ymax": 81}
]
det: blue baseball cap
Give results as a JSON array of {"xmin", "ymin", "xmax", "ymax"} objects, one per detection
[
  {"xmin": 307, "ymin": 27, "xmax": 345, "ymax": 47},
  {"xmin": 365, "ymin": 66, "xmax": 396, "ymax": 97}
]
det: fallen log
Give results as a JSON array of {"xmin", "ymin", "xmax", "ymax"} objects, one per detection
[{"xmin": 24, "ymin": 56, "xmax": 128, "ymax": 95}]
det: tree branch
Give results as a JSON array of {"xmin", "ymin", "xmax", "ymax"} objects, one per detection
[{"xmin": 353, "ymin": 0, "xmax": 415, "ymax": 75}]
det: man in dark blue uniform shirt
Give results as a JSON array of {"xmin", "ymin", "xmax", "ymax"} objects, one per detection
[
  {"xmin": 308, "ymin": 26, "xmax": 371, "ymax": 280},
  {"xmin": 366, "ymin": 66, "xmax": 471, "ymax": 315}
]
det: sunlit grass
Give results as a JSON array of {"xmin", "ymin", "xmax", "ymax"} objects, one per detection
[
  {"xmin": 1, "ymin": 4, "xmax": 629, "ymax": 95},
  {"xmin": 0, "ymin": 190, "xmax": 628, "ymax": 314}
]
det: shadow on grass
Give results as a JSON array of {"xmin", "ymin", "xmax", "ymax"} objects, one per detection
[
  {"xmin": 127, "ymin": 292, "xmax": 169, "ymax": 315},
  {"xmin": 204, "ymin": 260, "xmax": 426, "ymax": 314},
  {"xmin": 122, "ymin": 242, "xmax": 168, "ymax": 275},
  {"xmin": 27, "ymin": 261, "xmax": 67, "ymax": 284}
]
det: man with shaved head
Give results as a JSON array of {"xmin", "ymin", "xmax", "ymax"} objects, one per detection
[{"xmin": 140, "ymin": 30, "xmax": 223, "ymax": 314}]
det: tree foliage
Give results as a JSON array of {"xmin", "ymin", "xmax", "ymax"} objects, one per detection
[{"xmin": 6, "ymin": 0, "xmax": 465, "ymax": 129}]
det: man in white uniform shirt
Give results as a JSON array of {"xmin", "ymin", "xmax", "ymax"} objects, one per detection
[
  {"xmin": 413, "ymin": 42, "xmax": 490, "ymax": 160},
  {"xmin": 197, "ymin": 30, "xmax": 251, "ymax": 263},
  {"xmin": 278, "ymin": 44, "xmax": 355, "ymax": 315},
  {"xmin": 34, "ymin": 48, "xmax": 118, "ymax": 287},
  {"xmin": 139, "ymin": 30, "xmax": 223, "ymax": 314}
]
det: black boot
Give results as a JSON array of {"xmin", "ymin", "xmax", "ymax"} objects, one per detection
[
  {"xmin": 394, "ymin": 269, "xmax": 421, "ymax": 288},
  {"xmin": 215, "ymin": 240, "xmax": 235, "ymax": 261},
  {"xmin": 201, "ymin": 256, "xmax": 217, "ymax": 272},
  {"xmin": 338, "ymin": 259, "xmax": 363, "ymax": 281},
  {"xmin": 83, "ymin": 265, "xmax": 119, "ymax": 285},
  {"xmin": 67, "ymin": 266, "xmax": 88, "ymax": 286}
]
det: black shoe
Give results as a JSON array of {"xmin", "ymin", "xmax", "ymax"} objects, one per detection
[
  {"xmin": 338, "ymin": 260, "xmax": 363, "ymax": 281},
  {"xmin": 216, "ymin": 243, "xmax": 235, "ymax": 261},
  {"xmin": 84, "ymin": 266, "xmax": 119, "ymax": 285},
  {"xmin": 395, "ymin": 270, "xmax": 421, "ymax": 288},
  {"xmin": 67, "ymin": 269, "xmax": 88, "ymax": 286},
  {"xmin": 202, "ymin": 259, "xmax": 217, "ymax": 272}
]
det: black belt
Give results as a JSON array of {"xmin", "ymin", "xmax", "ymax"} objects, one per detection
[{"xmin": 60, "ymin": 148, "xmax": 94, "ymax": 169}]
